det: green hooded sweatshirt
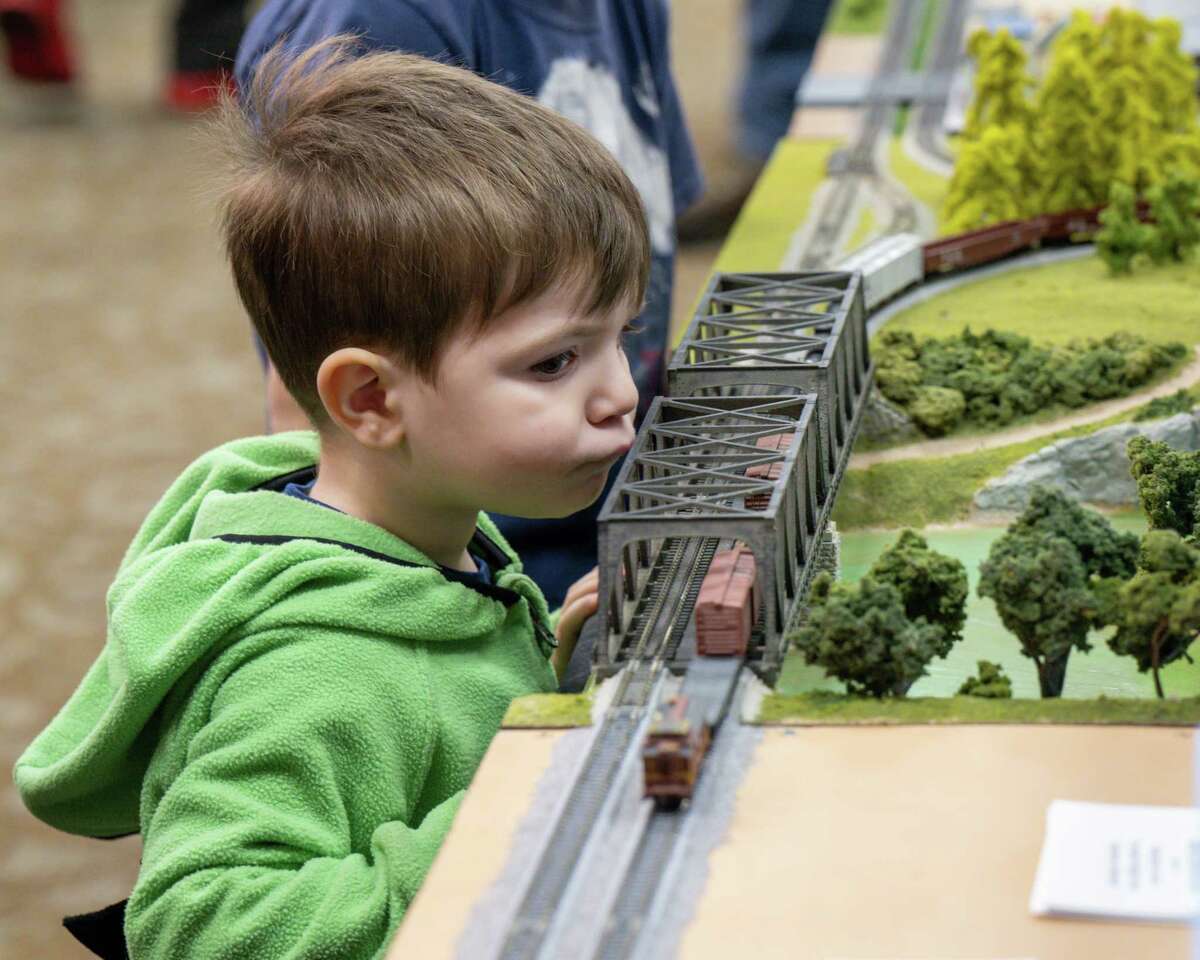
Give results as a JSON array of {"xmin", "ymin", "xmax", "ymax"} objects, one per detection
[{"xmin": 14, "ymin": 432, "xmax": 558, "ymax": 959}]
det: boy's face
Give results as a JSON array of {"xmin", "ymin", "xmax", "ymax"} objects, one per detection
[{"xmin": 394, "ymin": 284, "xmax": 640, "ymax": 519}]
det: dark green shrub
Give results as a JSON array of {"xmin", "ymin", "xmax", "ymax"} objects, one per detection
[
  {"xmin": 957, "ymin": 661, "xmax": 1013, "ymax": 698},
  {"xmin": 1133, "ymin": 388, "xmax": 1196, "ymax": 421},
  {"xmin": 872, "ymin": 326, "xmax": 1187, "ymax": 437},
  {"xmin": 909, "ymin": 385, "xmax": 966, "ymax": 435}
]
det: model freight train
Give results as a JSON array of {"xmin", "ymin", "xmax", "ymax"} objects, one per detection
[{"xmin": 838, "ymin": 203, "xmax": 1115, "ymax": 312}]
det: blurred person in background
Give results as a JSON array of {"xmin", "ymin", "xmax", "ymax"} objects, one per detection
[
  {"xmin": 0, "ymin": 0, "xmax": 247, "ymax": 109},
  {"xmin": 677, "ymin": 0, "xmax": 834, "ymax": 242}
]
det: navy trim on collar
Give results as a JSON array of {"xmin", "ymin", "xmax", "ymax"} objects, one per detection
[{"xmin": 212, "ymin": 533, "xmax": 521, "ymax": 606}]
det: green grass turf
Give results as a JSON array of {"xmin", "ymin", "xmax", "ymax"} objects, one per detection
[
  {"xmin": 886, "ymin": 137, "xmax": 951, "ymax": 233},
  {"xmin": 710, "ymin": 138, "xmax": 840, "ymax": 275},
  {"xmin": 501, "ymin": 692, "xmax": 593, "ymax": 728},
  {"xmin": 826, "ymin": 0, "xmax": 892, "ymax": 35},
  {"xmin": 885, "ymin": 255, "xmax": 1200, "ymax": 345},
  {"xmin": 832, "ymin": 403, "xmax": 1148, "ymax": 531},
  {"xmin": 844, "ymin": 202, "xmax": 880, "ymax": 255},
  {"xmin": 756, "ymin": 691, "xmax": 1200, "ymax": 725}
]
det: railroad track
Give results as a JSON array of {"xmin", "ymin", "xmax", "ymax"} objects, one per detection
[
  {"xmin": 796, "ymin": 0, "xmax": 923, "ymax": 267},
  {"xmin": 498, "ymin": 534, "xmax": 720, "ymax": 960},
  {"xmin": 592, "ymin": 812, "xmax": 685, "ymax": 960},
  {"xmin": 913, "ymin": 0, "xmax": 971, "ymax": 169}
]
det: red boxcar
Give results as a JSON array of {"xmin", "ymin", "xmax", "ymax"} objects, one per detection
[
  {"xmin": 695, "ymin": 544, "xmax": 759, "ymax": 656},
  {"xmin": 744, "ymin": 432, "xmax": 793, "ymax": 511}
]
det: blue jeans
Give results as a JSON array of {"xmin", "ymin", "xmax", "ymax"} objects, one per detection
[{"xmin": 737, "ymin": 0, "xmax": 834, "ymax": 161}]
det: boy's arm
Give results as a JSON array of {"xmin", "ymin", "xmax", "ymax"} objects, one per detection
[
  {"xmin": 550, "ymin": 567, "xmax": 599, "ymax": 681},
  {"xmin": 125, "ymin": 638, "xmax": 455, "ymax": 960}
]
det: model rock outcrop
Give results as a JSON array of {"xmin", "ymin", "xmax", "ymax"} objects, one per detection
[{"xmin": 974, "ymin": 409, "xmax": 1200, "ymax": 513}]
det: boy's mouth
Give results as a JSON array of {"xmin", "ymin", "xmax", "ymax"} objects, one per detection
[{"xmin": 577, "ymin": 443, "xmax": 632, "ymax": 473}]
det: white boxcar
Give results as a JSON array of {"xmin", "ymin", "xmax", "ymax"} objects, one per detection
[{"xmin": 837, "ymin": 233, "xmax": 924, "ymax": 313}]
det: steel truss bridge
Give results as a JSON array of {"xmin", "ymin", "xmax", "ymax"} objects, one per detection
[{"xmin": 492, "ymin": 270, "xmax": 874, "ymax": 960}]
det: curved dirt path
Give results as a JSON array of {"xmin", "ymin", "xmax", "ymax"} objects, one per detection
[{"xmin": 850, "ymin": 346, "xmax": 1200, "ymax": 469}]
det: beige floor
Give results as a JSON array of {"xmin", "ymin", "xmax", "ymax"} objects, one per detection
[{"xmin": 0, "ymin": 1, "xmax": 740, "ymax": 955}]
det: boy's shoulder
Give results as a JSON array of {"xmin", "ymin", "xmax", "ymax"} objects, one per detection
[{"xmin": 118, "ymin": 431, "xmax": 320, "ymax": 573}]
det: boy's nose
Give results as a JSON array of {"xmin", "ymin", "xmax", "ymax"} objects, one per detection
[{"xmin": 587, "ymin": 350, "xmax": 639, "ymax": 426}]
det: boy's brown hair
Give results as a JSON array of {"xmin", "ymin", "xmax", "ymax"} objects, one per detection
[{"xmin": 212, "ymin": 36, "xmax": 650, "ymax": 423}]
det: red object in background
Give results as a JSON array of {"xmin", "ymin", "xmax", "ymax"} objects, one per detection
[
  {"xmin": 0, "ymin": 0, "xmax": 75, "ymax": 82},
  {"xmin": 165, "ymin": 68, "xmax": 236, "ymax": 112}
]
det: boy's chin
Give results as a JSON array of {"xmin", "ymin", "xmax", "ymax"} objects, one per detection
[{"xmin": 494, "ymin": 487, "xmax": 607, "ymax": 520}]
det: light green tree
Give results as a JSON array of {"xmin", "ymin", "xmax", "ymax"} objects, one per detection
[
  {"xmin": 1146, "ymin": 18, "xmax": 1200, "ymax": 169},
  {"xmin": 1034, "ymin": 46, "xmax": 1105, "ymax": 212},
  {"xmin": 1146, "ymin": 172, "xmax": 1200, "ymax": 264},
  {"xmin": 963, "ymin": 28, "xmax": 1035, "ymax": 139},
  {"xmin": 1095, "ymin": 182, "xmax": 1150, "ymax": 275},
  {"xmin": 943, "ymin": 124, "xmax": 1032, "ymax": 231},
  {"xmin": 1098, "ymin": 63, "xmax": 1161, "ymax": 193}
]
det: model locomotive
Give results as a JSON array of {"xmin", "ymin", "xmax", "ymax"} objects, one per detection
[{"xmin": 641, "ymin": 695, "xmax": 711, "ymax": 810}]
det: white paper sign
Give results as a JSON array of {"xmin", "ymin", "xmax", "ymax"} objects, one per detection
[{"xmin": 1030, "ymin": 800, "xmax": 1200, "ymax": 922}]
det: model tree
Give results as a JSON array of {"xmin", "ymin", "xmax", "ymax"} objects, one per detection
[
  {"xmin": 944, "ymin": 29, "xmax": 1038, "ymax": 231},
  {"xmin": 1128, "ymin": 436, "xmax": 1200, "ymax": 541},
  {"xmin": 1006, "ymin": 485, "xmax": 1139, "ymax": 579},
  {"xmin": 947, "ymin": 8, "xmax": 1200, "ymax": 231},
  {"xmin": 794, "ymin": 532, "xmax": 967, "ymax": 698},
  {"xmin": 793, "ymin": 575, "xmax": 946, "ymax": 698},
  {"xmin": 1034, "ymin": 37, "xmax": 1105, "ymax": 211},
  {"xmin": 957, "ymin": 660, "xmax": 1013, "ymax": 698},
  {"xmin": 1096, "ymin": 530, "xmax": 1200, "ymax": 698},
  {"xmin": 1147, "ymin": 172, "xmax": 1200, "ymax": 264},
  {"xmin": 1095, "ymin": 182, "xmax": 1150, "ymax": 275},
  {"xmin": 870, "ymin": 529, "xmax": 969, "ymax": 649},
  {"xmin": 1146, "ymin": 17, "xmax": 1200, "ymax": 179},
  {"xmin": 962, "ymin": 28, "xmax": 1034, "ymax": 140},
  {"xmin": 977, "ymin": 487, "xmax": 1138, "ymax": 697},
  {"xmin": 943, "ymin": 125, "xmax": 1033, "ymax": 232}
]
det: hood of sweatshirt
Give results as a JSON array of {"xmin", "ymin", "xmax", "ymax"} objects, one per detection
[{"xmin": 14, "ymin": 432, "xmax": 557, "ymax": 837}]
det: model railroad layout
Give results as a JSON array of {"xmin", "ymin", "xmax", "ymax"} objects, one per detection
[{"xmin": 492, "ymin": 207, "xmax": 1121, "ymax": 960}]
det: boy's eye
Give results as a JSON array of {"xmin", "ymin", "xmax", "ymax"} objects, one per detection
[
  {"xmin": 620, "ymin": 322, "xmax": 642, "ymax": 350},
  {"xmin": 531, "ymin": 349, "xmax": 578, "ymax": 379}
]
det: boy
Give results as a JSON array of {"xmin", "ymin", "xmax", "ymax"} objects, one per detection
[
  {"xmin": 234, "ymin": 0, "xmax": 703, "ymax": 610},
  {"xmin": 14, "ymin": 36, "xmax": 647, "ymax": 959}
]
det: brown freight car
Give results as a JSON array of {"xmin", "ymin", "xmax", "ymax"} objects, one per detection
[
  {"xmin": 922, "ymin": 217, "xmax": 1047, "ymax": 274},
  {"xmin": 744, "ymin": 432, "xmax": 793, "ymax": 511},
  {"xmin": 695, "ymin": 543, "xmax": 759, "ymax": 656},
  {"xmin": 642, "ymin": 695, "xmax": 711, "ymax": 810},
  {"xmin": 1040, "ymin": 204, "xmax": 1103, "ymax": 242}
]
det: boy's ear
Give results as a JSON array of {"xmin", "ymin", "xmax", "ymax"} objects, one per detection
[{"xmin": 315, "ymin": 348, "xmax": 406, "ymax": 448}]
